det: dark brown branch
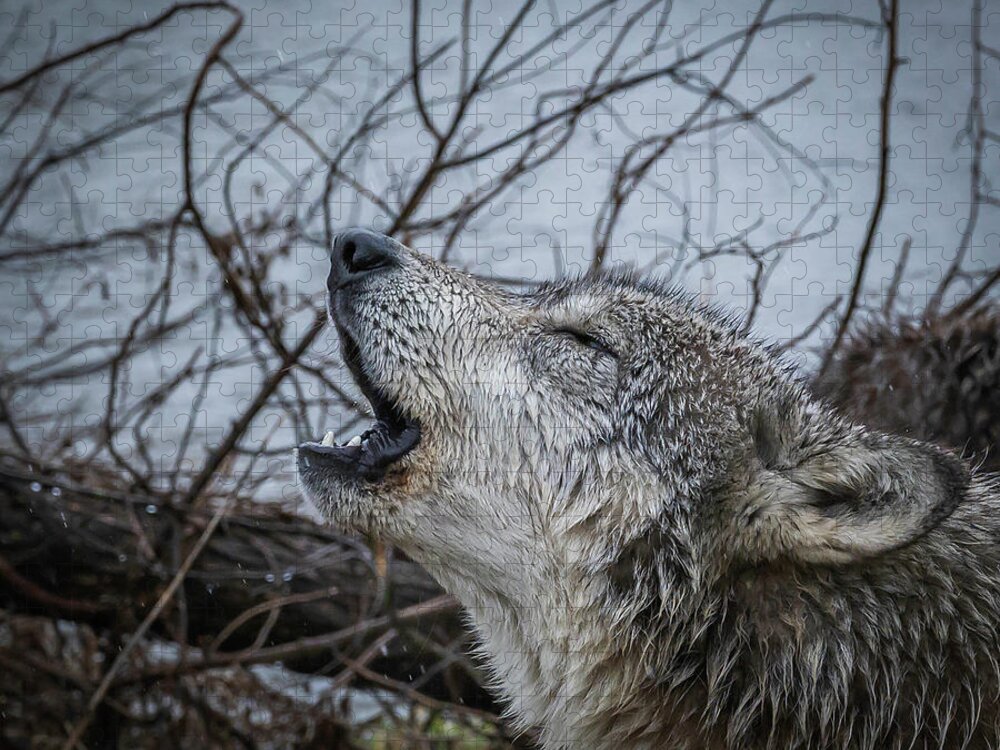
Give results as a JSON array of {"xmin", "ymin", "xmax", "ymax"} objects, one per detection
[
  {"xmin": 0, "ymin": 551, "xmax": 104, "ymax": 615},
  {"xmin": 409, "ymin": 0, "xmax": 444, "ymax": 143},
  {"xmin": 119, "ymin": 593, "xmax": 459, "ymax": 682},
  {"xmin": 819, "ymin": 0, "xmax": 900, "ymax": 374},
  {"xmin": 929, "ymin": 0, "xmax": 991, "ymax": 316}
]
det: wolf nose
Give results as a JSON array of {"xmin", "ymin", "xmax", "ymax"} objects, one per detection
[{"xmin": 334, "ymin": 228, "xmax": 399, "ymax": 277}]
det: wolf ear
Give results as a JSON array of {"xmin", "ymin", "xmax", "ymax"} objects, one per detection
[{"xmin": 742, "ymin": 406, "xmax": 970, "ymax": 565}]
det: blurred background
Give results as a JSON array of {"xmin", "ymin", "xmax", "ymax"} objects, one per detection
[{"xmin": 0, "ymin": 0, "xmax": 997, "ymax": 747}]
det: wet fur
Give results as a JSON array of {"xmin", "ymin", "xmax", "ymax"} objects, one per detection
[{"xmin": 298, "ymin": 236, "xmax": 1000, "ymax": 749}]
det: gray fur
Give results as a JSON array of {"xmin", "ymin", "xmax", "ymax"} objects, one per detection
[{"xmin": 298, "ymin": 235, "xmax": 1000, "ymax": 749}]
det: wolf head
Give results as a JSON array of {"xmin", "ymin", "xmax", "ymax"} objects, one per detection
[
  {"xmin": 297, "ymin": 229, "xmax": 988, "ymax": 746},
  {"xmin": 298, "ymin": 229, "xmax": 967, "ymax": 582}
]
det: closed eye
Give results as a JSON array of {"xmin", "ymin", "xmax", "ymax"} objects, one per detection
[{"xmin": 553, "ymin": 327, "xmax": 618, "ymax": 359}]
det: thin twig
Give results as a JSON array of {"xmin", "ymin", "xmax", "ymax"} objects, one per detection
[
  {"xmin": 881, "ymin": 236, "xmax": 911, "ymax": 317},
  {"xmin": 819, "ymin": 0, "xmax": 900, "ymax": 374},
  {"xmin": 116, "ymin": 593, "xmax": 459, "ymax": 683},
  {"xmin": 928, "ymin": 0, "xmax": 986, "ymax": 316},
  {"xmin": 0, "ymin": 3, "xmax": 230, "ymax": 95},
  {"xmin": 0, "ymin": 551, "xmax": 104, "ymax": 615},
  {"xmin": 208, "ymin": 586, "xmax": 339, "ymax": 654},
  {"xmin": 62, "ymin": 497, "xmax": 234, "ymax": 749}
]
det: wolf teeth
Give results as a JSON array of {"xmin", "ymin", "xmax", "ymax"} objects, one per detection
[{"xmin": 319, "ymin": 432, "xmax": 365, "ymax": 448}]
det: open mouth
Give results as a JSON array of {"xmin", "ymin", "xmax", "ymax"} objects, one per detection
[{"xmin": 298, "ymin": 329, "xmax": 420, "ymax": 482}]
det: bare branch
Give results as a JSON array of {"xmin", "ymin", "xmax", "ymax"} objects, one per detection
[{"xmin": 819, "ymin": 0, "xmax": 900, "ymax": 374}]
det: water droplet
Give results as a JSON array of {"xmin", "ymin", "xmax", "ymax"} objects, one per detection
[
  {"xmin": 118, "ymin": 554, "xmax": 127, "ymax": 563},
  {"xmin": 145, "ymin": 504, "xmax": 158, "ymax": 515},
  {"xmin": 29, "ymin": 482, "xmax": 41, "ymax": 492},
  {"xmin": 281, "ymin": 569, "xmax": 295, "ymax": 582},
  {"xmin": 50, "ymin": 486, "xmax": 61, "ymax": 497},
  {"xmin": 264, "ymin": 573, "xmax": 276, "ymax": 583}
]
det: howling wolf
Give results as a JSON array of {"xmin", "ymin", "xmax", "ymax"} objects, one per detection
[{"xmin": 297, "ymin": 229, "xmax": 1000, "ymax": 749}]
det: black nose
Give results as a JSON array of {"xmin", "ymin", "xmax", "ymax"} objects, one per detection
[{"xmin": 334, "ymin": 228, "xmax": 399, "ymax": 277}]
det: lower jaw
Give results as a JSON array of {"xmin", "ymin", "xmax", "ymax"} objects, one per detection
[{"xmin": 297, "ymin": 419, "xmax": 421, "ymax": 483}]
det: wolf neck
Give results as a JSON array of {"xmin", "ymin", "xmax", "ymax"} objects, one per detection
[
  {"xmin": 432, "ymin": 562, "xmax": 612, "ymax": 742},
  {"xmin": 420, "ymin": 542, "xmax": 709, "ymax": 749},
  {"xmin": 401, "ymin": 470, "xmax": 709, "ymax": 746}
]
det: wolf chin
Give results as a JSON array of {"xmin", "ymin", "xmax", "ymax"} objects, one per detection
[{"xmin": 297, "ymin": 229, "xmax": 1000, "ymax": 749}]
